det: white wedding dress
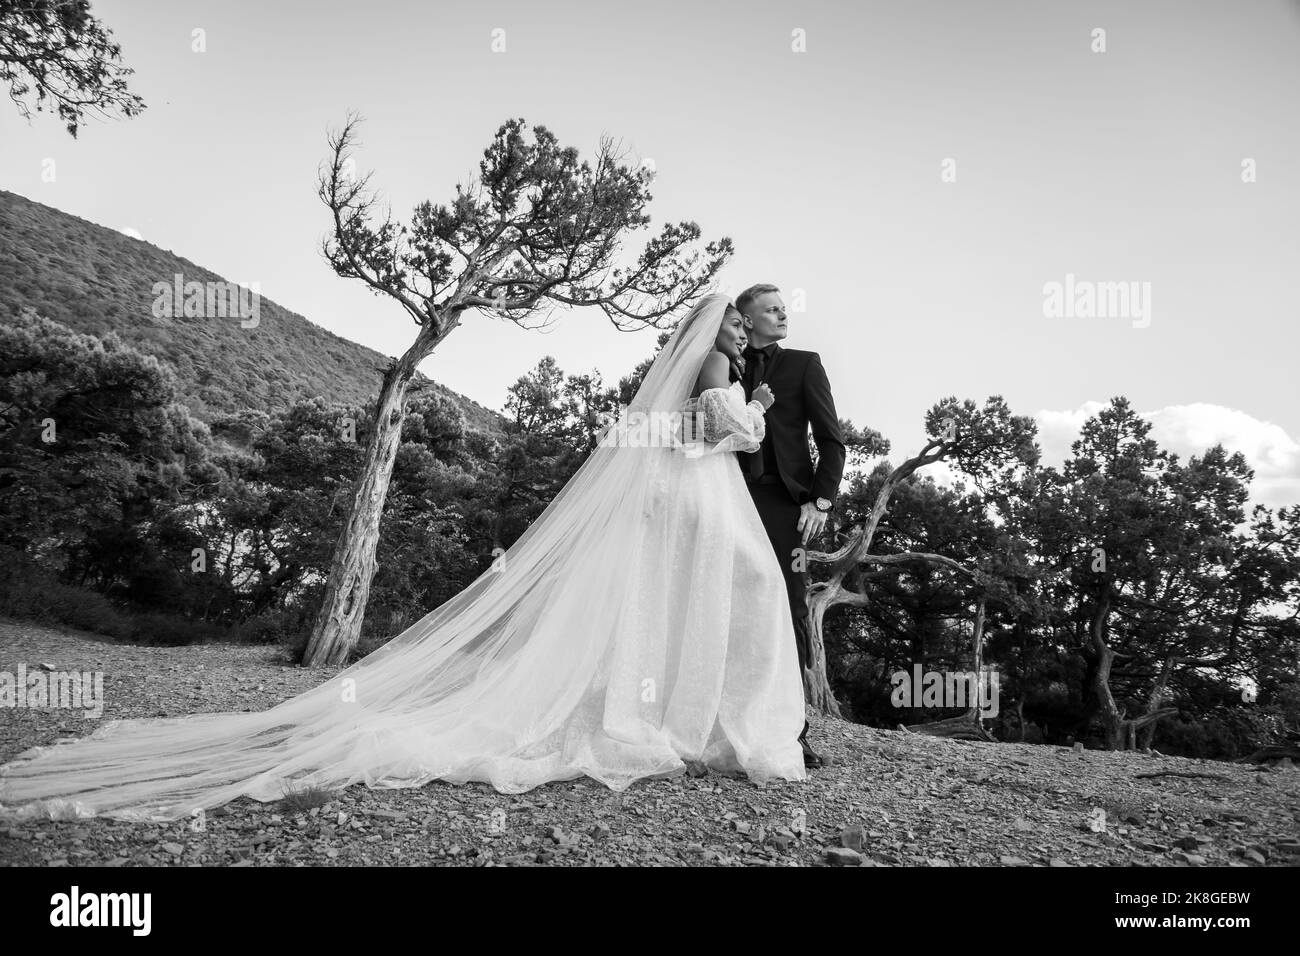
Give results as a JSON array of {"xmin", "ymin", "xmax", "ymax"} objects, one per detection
[{"xmin": 0, "ymin": 294, "xmax": 807, "ymax": 821}]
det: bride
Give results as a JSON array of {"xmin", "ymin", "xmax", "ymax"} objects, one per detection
[{"xmin": 0, "ymin": 293, "xmax": 808, "ymax": 822}]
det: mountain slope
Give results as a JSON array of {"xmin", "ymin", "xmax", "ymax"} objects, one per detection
[{"xmin": 0, "ymin": 190, "xmax": 503, "ymax": 432}]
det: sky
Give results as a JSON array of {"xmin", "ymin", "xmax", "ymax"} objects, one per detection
[{"xmin": 2, "ymin": 0, "xmax": 1297, "ymax": 509}]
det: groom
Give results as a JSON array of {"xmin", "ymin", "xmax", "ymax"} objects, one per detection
[{"xmin": 735, "ymin": 284, "xmax": 846, "ymax": 769}]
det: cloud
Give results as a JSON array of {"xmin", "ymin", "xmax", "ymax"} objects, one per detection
[
  {"xmin": 118, "ymin": 227, "xmax": 142, "ymax": 240},
  {"xmin": 1035, "ymin": 401, "xmax": 1108, "ymax": 465},
  {"xmin": 852, "ymin": 403, "xmax": 1298, "ymax": 511},
  {"xmin": 1035, "ymin": 402, "xmax": 1300, "ymax": 510}
]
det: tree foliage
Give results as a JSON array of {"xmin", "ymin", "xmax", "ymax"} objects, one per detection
[{"xmin": 0, "ymin": 0, "xmax": 144, "ymax": 136}]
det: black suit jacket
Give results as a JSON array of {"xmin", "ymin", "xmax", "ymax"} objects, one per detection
[{"xmin": 740, "ymin": 344, "xmax": 846, "ymax": 507}]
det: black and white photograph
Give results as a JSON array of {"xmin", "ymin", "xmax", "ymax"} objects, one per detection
[{"xmin": 0, "ymin": 0, "xmax": 1296, "ymax": 928}]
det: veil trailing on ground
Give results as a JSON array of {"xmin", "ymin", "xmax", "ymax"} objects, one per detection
[{"xmin": 0, "ymin": 293, "xmax": 743, "ymax": 821}]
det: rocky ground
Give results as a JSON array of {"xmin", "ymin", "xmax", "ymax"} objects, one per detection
[{"xmin": 0, "ymin": 619, "xmax": 1297, "ymax": 867}]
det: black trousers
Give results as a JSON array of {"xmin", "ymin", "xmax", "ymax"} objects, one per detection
[{"xmin": 746, "ymin": 479, "xmax": 812, "ymax": 742}]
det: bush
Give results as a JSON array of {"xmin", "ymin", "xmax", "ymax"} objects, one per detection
[
  {"xmin": 235, "ymin": 609, "xmax": 311, "ymax": 655},
  {"xmin": 124, "ymin": 610, "xmax": 228, "ymax": 646},
  {"xmin": 1152, "ymin": 716, "xmax": 1240, "ymax": 760},
  {"xmin": 0, "ymin": 545, "xmax": 231, "ymax": 645}
]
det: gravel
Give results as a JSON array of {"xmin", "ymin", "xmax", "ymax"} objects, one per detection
[{"xmin": 2, "ymin": 618, "xmax": 1298, "ymax": 867}]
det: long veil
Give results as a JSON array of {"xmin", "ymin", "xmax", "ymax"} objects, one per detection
[{"xmin": 0, "ymin": 293, "xmax": 743, "ymax": 821}]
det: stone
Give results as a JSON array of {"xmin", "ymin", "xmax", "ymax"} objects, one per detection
[
  {"xmin": 840, "ymin": 825, "xmax": 867, "ymax": 852},
  {"xmin": 825, "ymin": 847, "xmax": 862, "ymax": 866}
]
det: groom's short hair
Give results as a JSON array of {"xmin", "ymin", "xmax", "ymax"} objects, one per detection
[{"xmin": 736, "ymin": 283, "xmax": 780, "ymax": 316}]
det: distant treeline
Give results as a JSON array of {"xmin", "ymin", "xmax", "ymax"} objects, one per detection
[{"xmin": 1, "ymin": 311, "xmax": 1296, "ymax": 760}]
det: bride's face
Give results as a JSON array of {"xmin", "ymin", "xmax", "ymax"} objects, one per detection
[{"xmin": 715, "ymin": 307, "xmax": 748, "ymax": 360}]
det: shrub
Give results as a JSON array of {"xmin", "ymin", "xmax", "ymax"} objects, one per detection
[{"xmin": 0, "ymin": 545, "xmax": 231, "ymax": 645}]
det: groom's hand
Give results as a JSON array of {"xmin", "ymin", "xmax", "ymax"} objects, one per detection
[{"xmin": 797, "ymin": 501, "xmax": 827, "ymax": 545}]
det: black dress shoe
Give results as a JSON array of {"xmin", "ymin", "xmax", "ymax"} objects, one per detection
[{"xmin": 801, "ymin": 741, "xmax": 825, "ymax": 769}]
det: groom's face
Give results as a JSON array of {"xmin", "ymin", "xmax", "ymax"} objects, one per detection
[{"xmin": 742, "ymin": 292, "xmax": 788, "ymax": 342}]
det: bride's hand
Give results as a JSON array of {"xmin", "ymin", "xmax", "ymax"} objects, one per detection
[{"xmin": 751, "ymin": 383, "xmax": 775, "ymax": 410}]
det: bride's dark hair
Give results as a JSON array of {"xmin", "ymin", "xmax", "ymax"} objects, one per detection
[{"xmin": 721, "ymin": 303, "xmax": 745, "ymax": 383}]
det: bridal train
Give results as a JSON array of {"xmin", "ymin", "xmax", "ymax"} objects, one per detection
[{"xmin": 0, "ymin": 294, "xmax": 807, "ymax": 822}]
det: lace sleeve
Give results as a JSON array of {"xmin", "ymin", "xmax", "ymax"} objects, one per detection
[{"xmin": 687, "ymin": 386, "xmax": 767, "ymax": 456}]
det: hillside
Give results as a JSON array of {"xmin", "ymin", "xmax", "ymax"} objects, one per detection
[{"xmin": 0, "ymin": 190, "xmax": 503, "ymax": 432}]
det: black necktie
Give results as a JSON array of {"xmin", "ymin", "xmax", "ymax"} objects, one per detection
[
  {"xmin": 742, "ymin": 347, "xmax": 768, "ymax": 479},
  {"xmin": 744, "ymin": 346, "xmax": 768, "ymax": 394}
]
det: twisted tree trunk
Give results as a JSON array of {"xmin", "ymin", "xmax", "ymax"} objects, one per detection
[
  {"xmin": 303, "ymin": 326, "xmax": 441, "ymax": 666},
  {"xmin": 1136, "ymin": 653, "xmax": 1178, "ymax": 750},
  {"xmin": 902, "ymin": 713, "xmax": 995, "ymax": 741},
  {"xmin": 804, "ymin": 582, "xmax": 847, "ymax": 716},
  {"xmin": 801, "ymin": 435, "xmax": 985, "ymax": 715},
  {"xmin": 1235, "ymin": 745, "xmax": 1300, "ymax": 764},
  {"xmin": 1122, "ymin": 707, "xmax": 1179, "ymax": 749},
  {"xmin": 1088, "ymin": 591, "xmax": 1126, "ymax": 750},
  {"xmin": 910, "ymin": 595, "xmax": 995, "ymax": 741},
  {"xmin": 1135, "ymin": 602, "xmax": 1243, "ymax": 749}
]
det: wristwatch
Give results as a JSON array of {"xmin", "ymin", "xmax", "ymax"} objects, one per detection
[{"xmin": 814, "ymin": 498, "xmax": 832, "ymax": 513}]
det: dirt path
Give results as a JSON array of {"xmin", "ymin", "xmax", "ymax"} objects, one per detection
[{"xmin": 1, "ymin": 619, "xmax": 1297, "ymax": 867}]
